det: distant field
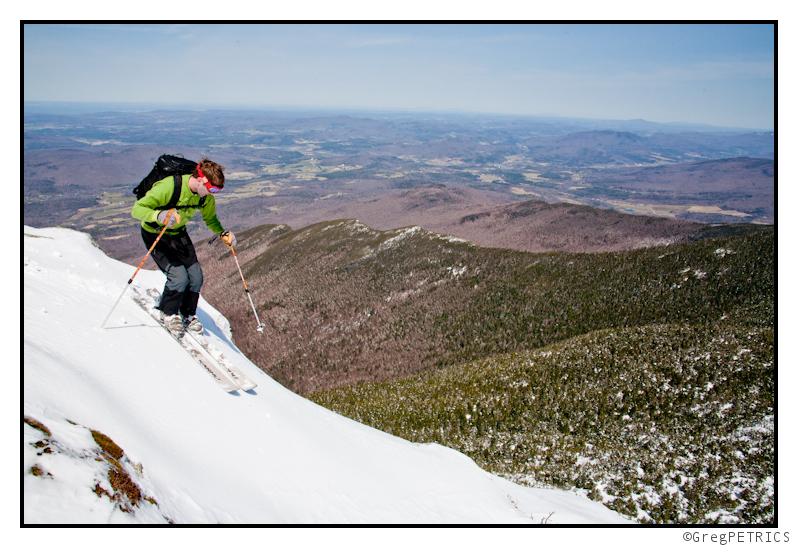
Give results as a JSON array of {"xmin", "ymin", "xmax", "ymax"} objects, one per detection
[{"xmin": 608, "ymin": 201, "xmax": 753, "ymax": 220}]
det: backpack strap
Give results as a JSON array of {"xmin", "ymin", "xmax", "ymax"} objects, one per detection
[
  {"xmin": 166, "ymin": 174, "xmax": 182, "ymax": 209},
  {"xmin": 167, "ymin": 175, "xmax": 207, "ymax": 209},
  {"xmin": 148, "ymin": 174, "xmax": 183, "ymax": 211},
  {"xmin": 144, "ymin": 175, "xmax": 184, "ymax": 230}
]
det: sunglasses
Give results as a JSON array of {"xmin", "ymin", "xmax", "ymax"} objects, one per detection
[{"xmin": 197, "ymin": 165, "xmax": 222, "ymax": 194}]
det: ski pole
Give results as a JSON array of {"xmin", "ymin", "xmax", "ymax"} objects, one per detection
[
  {"xmin": 229, "ymin": 244, "xmax": 266, "ymax": 333},
  {"xmin": 100, "ymin": 211, "xmax": 174, "ymax": 328}
]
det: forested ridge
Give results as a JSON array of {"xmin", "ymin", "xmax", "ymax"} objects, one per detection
[
  {"xmin": 199, "ymin": 222, "xmax": 773, "ymax": 524},
  {"xmin": 201, "ymin": 223, "xmax": 772, "ymax": 394}
]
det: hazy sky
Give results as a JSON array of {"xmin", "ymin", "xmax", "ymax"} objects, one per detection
[{"xmin": 23, "ymin": 23, "xmax": 774, "ymax": 129}]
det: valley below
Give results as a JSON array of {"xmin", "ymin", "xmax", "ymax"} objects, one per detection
[{"xmin": 23, "ymin": 106, "xmax": 775, "ymax": 524}]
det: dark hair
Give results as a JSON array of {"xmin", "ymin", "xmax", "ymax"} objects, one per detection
[{"xmin": 194, "ymin": 157, "xmax": 225, "ymax": 188}]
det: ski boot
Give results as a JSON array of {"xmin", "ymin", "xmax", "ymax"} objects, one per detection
[
  {"xmin": 161, "ymin": 313, "xmax": 185, "ymax": 338},
  {"xmin": 183, "ymin": 315, "xmax": 204, "ymax": 336}
]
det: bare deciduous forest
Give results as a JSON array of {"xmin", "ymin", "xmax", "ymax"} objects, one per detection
[{"xmin": 200, "ymin": 221, "xmax": 771, "ymax": 395}]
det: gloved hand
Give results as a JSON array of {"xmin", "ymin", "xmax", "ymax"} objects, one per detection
[
  {"xmin": 157, "ymin": 209, "xmax": 181, "ymax": 228},
  {"xmin": 220, "ymin": 231, "xmax": 237, "ymax": 247}
]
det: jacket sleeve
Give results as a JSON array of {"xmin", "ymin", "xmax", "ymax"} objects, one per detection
[
  {"xmin": 200, "ymin": 196, "xmax": 225, "ymax": 234},
  {"xmin": 131, "ymin": 178, "xmax": 174, "ymax": 224}
]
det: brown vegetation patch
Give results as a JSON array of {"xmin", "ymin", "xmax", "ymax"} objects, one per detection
[
  {"xmin": 24, "ymin": 416, "xmax": 51, "ymax": 437},
  {"xmin": 93, "ymin": 483, "xmax": 111, "ymax": 499},
  {"xmin": 30, "ymin": 465, "xmax": 52, "ymax": 478},
  {"xmin": 88, "ymin": 428, "xmax": 146, "ymax": 511},
  {"xmin": 91, "ymin": 430, "xmax": 124, "ymax": 460},
  {"xmin": 108, "ymin": 467, "xmax": 142, "ymax": 509}
]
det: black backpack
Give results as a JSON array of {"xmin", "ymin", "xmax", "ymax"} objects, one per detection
[{"xmin": 133, "ymin": 154, "xmax": 206, "ymax": 210}]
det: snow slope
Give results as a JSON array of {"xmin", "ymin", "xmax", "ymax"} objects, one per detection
[{"xmin": 23, "ymin": 226, "xmax": 629, "ymax": 525}]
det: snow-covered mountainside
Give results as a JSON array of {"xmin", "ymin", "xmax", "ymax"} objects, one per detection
[{"xmin": 23, "ymin": 226, "xmax": 628, "ymax": 524}]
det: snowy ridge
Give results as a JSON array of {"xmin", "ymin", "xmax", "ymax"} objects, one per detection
[{"xmin": 23, "ymin": 226, "xmax": 628, "ymax": 525}]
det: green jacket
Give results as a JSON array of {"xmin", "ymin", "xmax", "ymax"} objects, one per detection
[{"xmin": 131, "ymin": 174, "xmax": 225, "ymax": 235}]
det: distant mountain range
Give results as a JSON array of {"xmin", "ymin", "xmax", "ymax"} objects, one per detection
[
  {"xmin": 24, "ymin": 109, "xmax": 774, "ymax": 268},
  {"xmin": 278, "ymin": 184, "xmax": 769, "ymax": 254},
  {"xmin": 516, "ymin": 130, "xmax": 773, "ymax": 166},
  {"xmin": 25, "ymin": 102, "xmax": 772, "ymax": 133}
]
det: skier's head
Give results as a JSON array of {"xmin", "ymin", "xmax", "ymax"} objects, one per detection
[{"xmin": 194, "ymin": 158, "xmax": 226, "ymax": 195}]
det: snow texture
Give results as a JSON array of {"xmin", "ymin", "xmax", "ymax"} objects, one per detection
[{"xmin": 23, "ymin": 226, "xmax": 630, "ymax": 526}]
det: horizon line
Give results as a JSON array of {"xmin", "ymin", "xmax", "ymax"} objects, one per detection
[{"xmin": 22, "ymin": 100, "xmax": 773, "ymax": 133}]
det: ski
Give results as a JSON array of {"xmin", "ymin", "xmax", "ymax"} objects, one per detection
[
  {"xmin": 131, "ymin": 287, "xmax": 239, "ymax": 393},
  {"xmin": 143, "ymin": 287, "xmax": 257, "ymax": 391},
  {"xmin": 183, "ymin": 329, "xmax": 257, "ymax": 391}
]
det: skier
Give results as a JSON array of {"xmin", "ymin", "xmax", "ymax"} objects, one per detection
[{"xmin": 131, "ymin": 157, "xmax": 236, "ymax": 336}]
